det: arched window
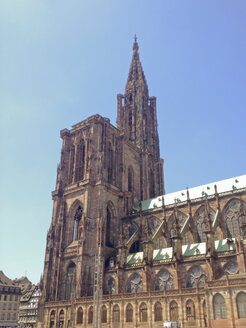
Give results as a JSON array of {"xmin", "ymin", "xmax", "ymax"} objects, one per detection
[
  {"xmin": 237, "ymin": 292, "xmax": 246, "ymax": 318},
  {"xmin": 128, "ymin": 167, "xmax": 133, "ymax": 192},
  {"xmin": 126, "ymin": 273, "xmax": 143, "ymax": 293},
  {"xmin": 106, "ymin": 205, "xmax": 115, "ymax": 247},
  {"xmin": 223, "ymin": 199, "xmax": 242, "ymax": 238},
  {"xmin": 59, "ymin": 310, "xmax": 64, "ymax": 328},
  {"xmin": 186, "ymin": 266, "xmax": 206, "ymax": 288},
  {"xmin": 194, "ymin": 205, "xmax": 215, "ymax": 242},
  {"xmin": 186, "ymin": 300, "xmax": 195, "ymax": 321},
  {"xmin": 154, "ymin": 269, "xmax": 173, "ymax": 291},
  {"xmin": 101, "ymin": 305, "xmax": 107, "ymax": 323},
  {"xmin": 107, "ymin": 142, "xmax": 114, "ymax": 184},
  {"xmin": 149, "ymin": 169, "xmax": 155, "ymax": 198},
  {"xmin": 213, "ymin": 293, "xmax": 227, "ymax": 319},
  {"xmin": 129, "ymin": 111, "xmax": 132, "ymax": 133},
  {"xmin": 170, "ymin": 301, "xmax": 178, "ymax": 322},
  {"xmin": 75, "ymin": 139, "xmax": 85, "ymax": 182},
  {"xmin": 88, "ymin": 306, "xmax": 93, "ymax": 324},
  {"xmin": 154, "ymin": 302, "xmax": 162, "ymax": 322},
  {"xmin": 103, "ymin": 276, "xmax": 116, "ymax": 295},
  {"xmin": 73, "ymin": 206, "xmax": 82, "ymax": 241},
  {"xmin": 126, "ymin": 303, "xmax": 133, "ymax": 322},
  {"xmin": 139, "ymin": 302, "xmax": 147, "ymax": 322},
  {"xmin": 112, "ymin": 304, "xmax": 120, "ymax": 323},
  {"xmin": 68, "ymin": 146, "xmax": 75, "ymax": 184},
  {"xmin": 64, "ymin": 262, "xmax": 75, "ymax": 300},
  {"xmin": 77, "ymin": 307, "xmax": 83, "ymax": 324},
  {"xmin": 49, "ymin": 310, "xmax": 55, "ymax": 328}
]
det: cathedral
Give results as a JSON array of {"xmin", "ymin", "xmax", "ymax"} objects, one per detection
[{"xmin": 39, "ymin": 38, "xmax": 246, "ymax": 328}]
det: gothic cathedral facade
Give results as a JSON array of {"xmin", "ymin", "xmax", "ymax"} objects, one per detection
[{"xmin": 39, "ymin": 39, "xmax": 246, "ymax": 328}]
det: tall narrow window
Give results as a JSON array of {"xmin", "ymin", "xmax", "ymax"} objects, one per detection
[
  {"xmin": 213, "ymin": 293, "xmax": 227, "ymax": 319},
  {"xmin": 77, "ymin": 307, "xmax": 83, "ymax": 324},
  {"xmin": 88, "ymin": 306, "xmax": 93, "ymax": 324},
  {"xmin": 186, "ymin": 300, "xmax": 195, "ymax": 321},
  {"xmin": 129, "ymin": 111, "xmax": 132, "ymax": 132},
  {"xmin": 139, "ymin": 303, "xmax": 148, "ymax": 322},
  {"xmin": 101, "ymin": 305, "xmax": 107, "ymax": 323},
  {"xmin": 126, "ymin": 303, "xmax": 133, "ymax": 322},
  {"xmin": 112, "ymin": 305, "xmax": 120, "ymax": 323},
  {"xmin": 170, "ymin": 301, "xmax": 178, "ymax": 322},
  {"xmin": 49, "ymin": 310, "xmax": 55, "ymax": 328},
  {"xmin": 237, "ymin": 292, "xmax": 246, "ymax": 318},
  {"xmin": 73, "ymin": 206, "xmax": 82, "ymax": 241},
  {"xmin": 64, "ymin": 262, "xmax": 75, "ymax": 300},
  {"xmin": 107, "ymin": 142, "xmax": 114, "ymax": 184},
  {"xmin": 59, "ymin": 310, "xmax": 64, "ymax": 328},
  {"xmin": 68, "ymin": 146, "xmax": 75, "ymax": 184},
  {"xmin": 203, "ymin": 301, "xmax": 207, "ymax": 327},
  {"xmin": 149, "ymin": 169, "xmax": 155, "ymax": 198},
  {"xmin": 154, "ymin": 302, "xmax": 162, "ymax": 322},
  {"xmin": 106, "ymin": 206, "xmax": 113, "ymax": 247},
  {"xmin": 75, "ymin": 139, "xmax": 85, "ymax": 182}
]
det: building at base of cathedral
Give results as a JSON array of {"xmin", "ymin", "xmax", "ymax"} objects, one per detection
[{"xmin": 38, "ymin": 39, "xmax": 246, "ymax": 328}]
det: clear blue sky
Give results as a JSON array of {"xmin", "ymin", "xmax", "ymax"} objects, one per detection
[{"xmin": 0, "ymin": 1, "xmax": 245, "ymax": 284}]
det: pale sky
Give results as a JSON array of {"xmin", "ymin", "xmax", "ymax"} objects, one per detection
[{"xmin": 0, "ymin": 0, "xmax": 245, "ymax": 284}]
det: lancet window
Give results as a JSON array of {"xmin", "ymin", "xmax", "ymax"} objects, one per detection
[
  {"xmin": 128, "ymin": 167, "xmax": 133, "ymax": 192},
  {"xmin": 88, "ymin": 306, "xmax": 93, "ymax": 324},
  {"xmin": 170, "ymin": 301, "xmax": 178, "ymax": 322},
  {"xmin": 237, "ymin": 292, "xmax": 246, "ymax": 318},
  {"xmin": 49, "ymin": 310, "xmax": 55, "ymax": 328},
  {"xmin": 154, "ymin": 302, "xmax": 162, "ymax": 322},
  {"xmin": 213, "ymin": 293, "xmax": 227, "ymax": 319},
  {"xmin": 59, "ymin": 310, "xmax": 64, "ymax": 328},
  {"xmin": 186, "ymin": 300, "xmax": 195, "ymax": 321},
  {"xmin": 107, "ymin": 142, "xmax": 114, "ymax": 184},
  {"xmin": 112, "ymin": 304, "xmax": 120, "ymax": 323},
  {"xmin": 126, "ymin": 303, "xmax": 133, "ymax": 322},
  {"xmin": 223, "ymin": 199, "xmax": 242, "ymax": 238},
  {"xmin": 68, "ymin": 146, "xmax": 75, "ymax": 184},
  {"xmin": 73, "ymin": 206, "xmax": 82, "ymax": 241},
  {"xmin": 139, "ymin": 302, "xmax": 147, "ymax": 322},
  {"xmin": 75, "ymin": 139, "xmax": 85, "ymax": 182},
  {"xmin": 103, "ymin": 276, "xmax": 116, "ymax": 295},
  {"xmin": 77, "ymin": 307, "xmax": 83, "ymax": 324}
]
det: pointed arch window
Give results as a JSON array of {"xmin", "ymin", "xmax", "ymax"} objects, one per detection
[
  {"xmin": 223, "ymin": 199, "xmax": 242, "ymax": 238},
  {"xmin": 104, "ymin": 276, "xmax": 116, "ymax": 295},
  {"xmin": 129, "ymin": 240, "xmax": 142, "ymax": 253},
  {"xmin": 186, "ymin": 266, "xmax": 206, "ymax": 288},
  {"xmin": 64, "ymin": 262, "xmax": 75, "ymax": 300},
  {"xmin": 77, "ymin": 307, "xmax": 83, "ymax": 324},
  {"xmin": 126, "ymin": 273, "xmax": 143, "ymax": 293},
  {"xmin": 68, "ymin": 146, "xmax": 75, "ymax": 184},
  {"xmin": 154, "ymin": 302, "xmax": 162, "ymax": 322},
  {"xmin": 129, "ymin": 111, "xmax": 132, "ymax": 133},
  {"xmin": 170, "ymin": 301, "xmax": 178, "ymax": 322},
  {"xmin": 101, "ymin": 305, "xmax": 107, "ymax": 323},
  {"xmin": 203, "ymin": 301, "xmax": 207, "ymax": 327},
  {"xmin": 73, "ymin": 206, "xmax": 82, "ymax": 241},
  {"xmin": 213, "ymin": 293, "xmax": 227, "ymax": 319},
  {"xmin": 106, "ymin": 205, "xmax": 115, "ymax": 247},
  {"xmin": 237, "ymin": 292, "xmax": 246, "ymax": 318},
  {"xmin": 186, "ymin": 300, "xmax": 195, "ymax": 321},
  {"xmin": 88, "ymin": 306, "xmax": 93, "ymax": 324},
  {"xmin": 59, "ymin": 310, "xmax": 64, "ymax": 328},
  {"xmin": 75, "ymin": 139, "xmax": 85, "ymax": 182},
  {"xmin": 139, "ymin": 302, "xmax": 147, "ymax": 322},
  {"xmin": 107, "ymin": 142, "xmax": 114, "ymax": 184},
  {"xmin": 154, "ymin": 269, "xmax": 173, "ymax": 291},
  {"xmin": 112, "ymin": 304, "xmax": 120, "ymax": 323},
  {"xmin": 126, "ymin": 303, "xmax": 133, "ymax": 322},
  {"xmin": 49, "ymin": 310, "xmax": 55, "ymax": 328},
  {"xmin": 149, "ymin": 169, "xmax": 155, "ymax": 198}
]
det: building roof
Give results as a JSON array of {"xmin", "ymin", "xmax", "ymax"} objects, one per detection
[
  {"xmin": 0, "ymin": 271, "xmax": 15, "ymax": 286},
  {"xmin": 133, "ymin": 174, "xmax": 246, "ymax": 212}
]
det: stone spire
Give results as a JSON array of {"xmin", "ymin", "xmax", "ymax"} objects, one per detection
[{"xmin": 125, "ymin": 35, "xmax": 148, "ymax": 95}]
